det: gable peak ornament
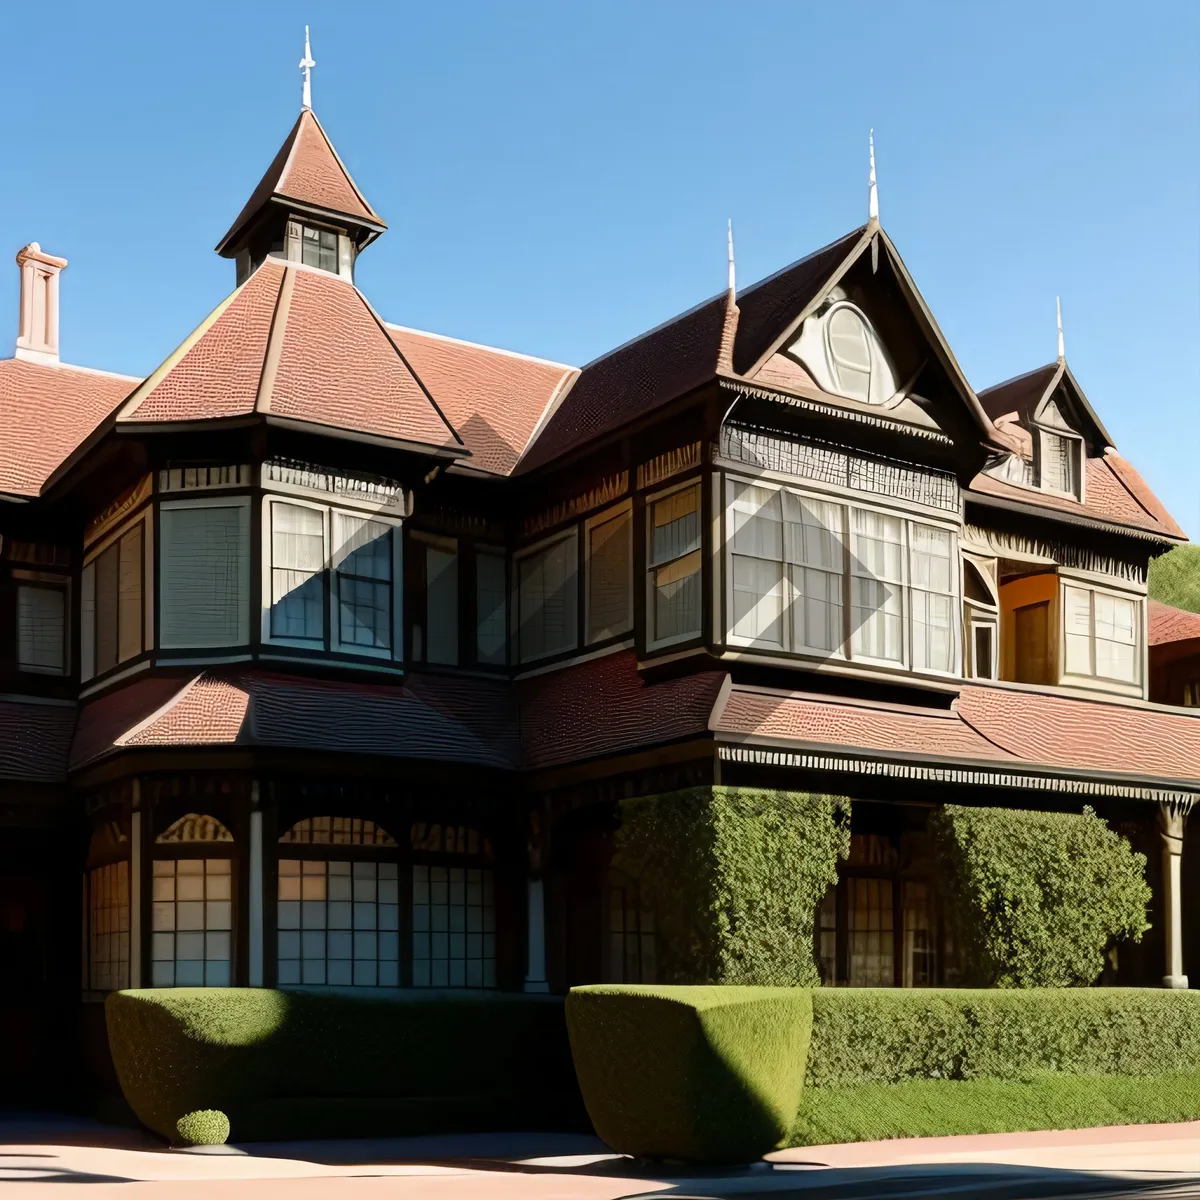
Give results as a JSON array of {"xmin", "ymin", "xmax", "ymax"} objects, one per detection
[
  {"xmin": 868, "ymin": 129, "xmax": 879, "ymax": 224},
  {"xmin": 727, "ymin": 218, "xmax": 736, "ymax": 297},
  {"xmin": 300, "ymin": 26, "xmax": 316, "ymax": 111},
  {"xmin": 1056, "ymin": 295, "xmax": 1065, "ymax": 361}
]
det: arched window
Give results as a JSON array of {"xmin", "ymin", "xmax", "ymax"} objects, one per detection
[
  {"xmin": 277, "ymin": 816, "xmax": 400, "ymax": 988},
  {"xmin": 86, "ymin": 821, "xmax": 129, "ymax": 992},
  {"xmin": 151, "ymin": 813, "xmax": 235, "ymax": 987},
  {"xmin": 825, "ymin": 304, "xmax": 874, "ymax": 402}
]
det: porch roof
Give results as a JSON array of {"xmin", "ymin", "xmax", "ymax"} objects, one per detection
[{"xmin": 711, "ymin": 680, "xmax": 1200, "ymax": 802}]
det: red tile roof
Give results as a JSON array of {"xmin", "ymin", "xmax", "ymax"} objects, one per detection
[
  {"xmin": 1149, "ymin": 600, "xmax": 1200, "ymax": 647},
  {"xmin": 118, "ymin": 263, "xmax": 464, "ymax": 454},
  {"xmin": 967, "ymin": 450, "xmax": 1186, "ymax": 541},
  {"xmin": 386, "ymin": 326, "xmax": 575, "ymax": 475},
  {"xmin": 0, "ymin": 358, "xmax": 137, "ymax": 496},
  {"xmin": 712, "ymin": 680, "xmax": 1200, "ymax": 790},
  {"xmin": 977, "ymin": 364, "xmax": 1059, "ymax": 425},
  {"xmin": 517, "ymin": 228, "xmax": 864, "ymax": 475},
  {"xmin": 217, "ymin": 109, "xmax": 383, "ymax": 254},
  {"xmin": 0, "ymin": 698, "xmax": 76, "ymax": 782},
  {"xmin": 71, "ymin": 669, "xmax": 517, "ymax": 771},
  {"xmin": 516, "ymin": 650, "xmax": 726, "ymax": 769}
]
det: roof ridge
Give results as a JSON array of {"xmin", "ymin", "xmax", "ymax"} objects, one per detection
[
  {"xmin": 735, "ymin": 224, "xmax": 867, "ymax": 303},
  {"xmin": 1, "ymin": 357, "xmax": 142, "ymax": 383},
  {"xmin": 977, "ymin": 361, "xmax": 1059, "ymax": 396},
  {"xmin": 293, "ymin": 110, "xmax": 382, "ymax": 225},
  {"xmin": 384, "ymin": 322, "xmax": 576, "ymax": 371}
]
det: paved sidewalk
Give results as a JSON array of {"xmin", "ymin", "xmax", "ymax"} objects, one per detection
[{"xmin": 1, "ymin": 1114, "xmax": 1197, "ymax": 1198}]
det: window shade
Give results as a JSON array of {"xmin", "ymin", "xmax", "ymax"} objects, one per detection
[
  {"xmin": 475, "ymin": 551, "xmax": 507, "ymax": 665},
  {"xmin": 425, "ymin": 546, "xmax": 459, "ymax": 665},
  {"xmin": 160, "ymin": 504, "xmax": 250, "ymax": 648},
  {"xmin": 81, "ymin": 562, "xmax": 95, "ymax": 681},
  {"xmin": 271, "ymin": 502, "xmax": 325, "ymax": 641},
  {"xmin": 18, "ymin": 585, "xmax": 65, "ymax": 672},
  {"xmin": 118, "ymin": 524, "xmax": 143, "ymax": 663},
  {"xmin": 95, "ymin": 542, "xmax": 119, "ymax": 674},
  {"xmin": 518, "ymin": 535, "xmax": 578, "ymax": 662},
  {"xmin": 587, "ymin": 511, "xmax": 631, "ymax": 642}
]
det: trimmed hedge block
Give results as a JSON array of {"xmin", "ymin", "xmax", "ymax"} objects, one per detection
[
  {"xmin": 176, "ymin": 1110, "xmax": 230, "ymax": 1147},
  {"xmin": 566, "ymin": 985, "xmax": 812, "ymax": 1162},
  {"xmin": 106, "ymin": 989, "xmax": 583, "ymax": 1144}
]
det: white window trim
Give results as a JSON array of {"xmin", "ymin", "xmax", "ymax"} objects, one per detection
[
  {"xmin": 1035, "ymin": 425, "xmax": 1086, "ymax": 502},
  {"xmin": 965, "ymin": 603, "xmax": 999, "ymax": 680},
  {"xmin": 720, "ymin": 472, "xmax": 961, "ymax": 678},
  {"xmin": 13, "ymin": 569, "xmax": 72, "ymax": 676},
  {"xmin": 261, "ymin": 496, "xmax": 404, "ymax": 662},
  {"xmin": 824, "ymin": 301, "xmax": 875, "ymax": 403},
  {"xmin": 513, "ymin": 527, "xmax": 580, "ymax": 664},
  {"xmin": 645, "ymin": 478, "xmax": 704, "ymax": 653},
  {"xmin": 584, "ymin": 500, "xmax": 634, "ymax": 645},
  {"xmin": 1057, "ymin": 576, "xmax": 1144, "ymax": 693}
]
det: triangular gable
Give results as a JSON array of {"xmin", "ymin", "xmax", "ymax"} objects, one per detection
[
  {"xmin": 216, "ymin": 110, "xmax": 384, "ymax": 255},
  {"xmin": 738, "ymin": 225, "xmax": 997, "ymax": 447},
  {"xmin": 980, "ymin": 360, "xmax": 1115, "ymax": 452}
]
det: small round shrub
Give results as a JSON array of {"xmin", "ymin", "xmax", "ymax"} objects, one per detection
[{"xmin": 175, "ymin": 1109, "xmax": 230, "ymax": 1147}]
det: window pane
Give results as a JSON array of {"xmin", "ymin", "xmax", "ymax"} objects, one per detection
[
  {"xmin": 95, "ymin": 542, "xmax": 119, "ymax": 674},
  {"xmin": 142, "ymin": 860, "xmax": 232, "ymax": 988},
  {"xmin": 160, "ymin": 504, "xmax": 250, "ymax": 647},
  {"xmin": 654, "ymin": 550, "xmax": 701, "ymax": 642},
  {"xmin": 729, "ymin": 482, "xmax": 782, "ymax": 560},
  {"xmin": 89, "ymin": 862, "xmax": 130, "ymax": 991},
  {"xmin": 851, "ymin": 577, "xmax": 903, "ymax": 662},
  {"xmin": 272, "ymin": 503, "xmax": 325, "ymax": 641},
  {"xmin": 587, "ymin": 511, "xmax": 631, "ymax": 642},
  {"xmin": 518, "ymin": 535, "xmax": 577, "ymax": 662},
  {"xmin": 17, "ymin": 585, "xmax": 65, "ymax": 671},
  {"xmin": 732, "ymin": 556, "xmax": 783, "ymax": 646},
  {"xmin": 118, "ymin": 525, "xmax": 144, "ymax": 663},
  {"xmin": 784, "ymin": 494, "xmax": 843, "ymax": 571},
  {"xmin": 847, "ymin": 877, "xmax": 893, "ymax": 985},
  {"xmin": 1095, "ymin": 592, "xmax": 1138, "ymax": 682},
  {"xmin": 475, "ymin": 551, "xmax": 507, "ymax": 665},
  {"xmin": 827, "ymin": 307, "xmax": 872, "ymax": 401},
  {"xmin": 650, "ymin": 487, "xmax": 700, "ymax": 566},
  {"xmin": 1063, "ymin": 586, "xmax": 1092, "ymax": 676},
  {"xmin": 903, "ymin": 881, "xmax": 937, "ymax": 987},
  {"xmin": 425, "ymin": 546, "xmax": 458, "ymax": 664},
  {"xmin": 412, "ymin": 865, "xmax": 496, "ymax": 990},
  {"xmin": 792, "ymin": 565, "xmax": 844, "ymax": 653}
]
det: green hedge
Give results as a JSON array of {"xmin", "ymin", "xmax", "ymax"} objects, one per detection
[
  {"xmin": 930, "ymin": 805, "xmax": 1150, "ymax": 986},
  {"xmin": 614, "ymin": 786, "xmax": 850, "ymax": 986},
  {"xmin": 568, "ymin": 985, "xmax": 1200, "ymax": 1160},
  {"xmin": 806, "ymin": 988, "xmax": 1200, "ymax": 1086},
  {"xmin": 107, "ymin": 989, "xmax": 584, "ymax": 1144},
  {"xmin": 566, "ymin": 985, "xmax": 811, "ymax": 1163},
  {"xmin": 1149, "ymin": 545, "xmax": 1200, "ymax": 613}
]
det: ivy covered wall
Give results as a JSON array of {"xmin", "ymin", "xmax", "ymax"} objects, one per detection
[{"xmin": 613, "ymin": 786, "xmax": 851, "ymax": 986}]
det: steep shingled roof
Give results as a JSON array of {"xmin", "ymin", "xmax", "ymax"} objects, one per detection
[
  {"xmin": 0, "ymin": 359, "xmax": 138, "ymax": 497},
  {"xmin": 117, "ymin": 262, "xmax": 464, "ymax": 454},
  {"xmin": 1149, "ymin": 600, "xmax": 1200, "ymax": 647},
  {"xmin": 216, "ymin": 109, "xmax": 383, "ymax": 254}
]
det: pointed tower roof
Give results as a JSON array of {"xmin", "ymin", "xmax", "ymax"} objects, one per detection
[{"xmin": 215, "ymin": 109, "xmax": 385, "ymax": 256}]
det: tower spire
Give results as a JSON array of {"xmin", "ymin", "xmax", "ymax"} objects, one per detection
[
  {"xmin": 1056, "ymin": 296, "xmax": 1065, "ymax": 361},
  {"xmin": 300, "ymin": 26, "xmax": 315, "ymax": 111},
  {"xmin": 727, "ymin": 218, "xmax": 736, "ymax": 297},
  {"xmin": 868, "ymin": 129, "xmax": 879, "ymax": 223}
]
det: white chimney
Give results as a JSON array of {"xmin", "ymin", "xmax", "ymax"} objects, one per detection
[{"xmin": 15, "ymin": 242, "xmax": 68, "ymax": 364}]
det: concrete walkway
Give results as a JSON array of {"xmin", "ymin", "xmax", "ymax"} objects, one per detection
[{"xmin": 0, "ymin": 1114, "xmax": 1197, "ymax": 1198}]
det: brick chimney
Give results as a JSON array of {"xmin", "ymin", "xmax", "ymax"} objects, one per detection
[{"xmin": 15, "ymin": 242, "xmax": 68, "ymax": 364}]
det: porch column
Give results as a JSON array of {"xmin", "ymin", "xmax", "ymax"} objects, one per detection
[
  {"xmin": 1158, "ymin": 799, "xmax": 1191, "ymax": 990},
  {"xmin": 524, "ymin": 878, "xmax": 550, "ymax": 993},
  {"xmin": 129, "ymin": 796, "xmax": 142, "ymax": 988},
  {"xmin": 248, "ymin": 782, "xmax": 264, "ymax": 987}
]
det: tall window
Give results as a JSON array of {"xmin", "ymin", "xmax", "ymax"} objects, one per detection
[
  {"xmin": 730, "ymin": 482, "xmax": 784, "ymax": 647},
  {"xmin": 605, "ymin": 870, "xmax": 656, "ymax": 984},
  {"xmin": 516, "ymin": 531, "xmax": 578, "ymax": 662},
  {"xmin": 421, "ymin": 542, "xmax": 458, "ymax": 665},
  {"xmin": 88, "ymin": 861, "xmax": 129, "ymax": 992},
  {"xmin": 160, "ymin": 500, "xmax": 251, "ymax": 648},
  {"xmin": 151, "ymin": 813, "xmax": 235, "ymax": 987},
  {"xmin": 850, "ymin": 509, "xmax": 904, "ymax": 663},
  {"xmin": 648, "ymin": 483, "xmax": 702, "ymax": 646},
  {"xmin": 82, "ymin": 521, "xmax": 145, "ymax": 679},
  {"xmin": 909, "ymin": 526, "xmax": 955, "ymax": 673},
  {"xmin": 335, "ymin": 514, "xmax": 394, "ymax": 652},
  {"xmin": 1063, "ymin": 584, "xmax": 1140, "ymax": 685},
  {"xmin": 277, "ymin": 817, "xmax": 399, "ymax": 988},
  {"xmin": 788, "ymin": 495, "xmax": 845, "ymax": 654},
  {"xmin": 826, "ymin": 304, "xmax": 873, "ymax": 402},
  {"xmin": 263, "ymin": 499, "xmax": 400, "ymax": 660},
  {"xmin": 963, "ymin": 559, "xmax": 999, "ymax": 681},
  {"xmin": 586, "ymin": 508, "xmax": 632, "ymax": 643},
  {"xmin": 1014, "ymin": 601, "xmax": 1051, "ymax": 684},
  {"xmin": 1040, "ymin": 430, "xmax": 1082, "ymax": 498},
  {"xmin": 412, "ymin": 865, "xmax": 496, "ymax": 988},
  {"xmin": 271, "ymin": 503, "xmax": 325, "ymax": 641},
  {"xmin": 17, "ymin": 583, "xmax": 67, "ymax": 673},
  {"xmin": 475, "ymin": 550, "xmax": 507, "ymax": 665}
]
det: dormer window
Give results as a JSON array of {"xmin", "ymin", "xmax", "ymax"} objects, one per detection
[
  {"xmin": 1038, "ymin": 429, "xmax": 1082, "ymax": 499},
  {"xmin": 826, "ymin": 304, "xmax": 873, "ymax": 402},
  {"xmin": 285, "ymin": 220, "xmax": 352, "ymax": 277}
]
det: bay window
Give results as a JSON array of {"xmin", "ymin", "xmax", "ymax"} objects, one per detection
[
  {"xmin": 647, "ymin": 482, "xmax": 702, "ymax": 647},
  {"xmin": 723, "ymin": 475, "xmax": 959, "ymax": 674},
  {"xmin": 1062, "ymin": 582, "xmax": 1141, "ymax": 686}
]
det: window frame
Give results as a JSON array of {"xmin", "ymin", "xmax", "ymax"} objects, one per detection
[
  {"xmin": 584, "ymin": 501, "xmax": 634, "ymax": 645},
  {"xmin": 645, "ymin": 478, "xmax": 704, "ymax": 653},
  {"xmin": 1036, "ymin": 426, "xmax": 1085, "ymax": 501},
  {"xmin": 14, "ymin": 572, "xmax": 71, "ymax": 676},
  {"xmin": 1058, "ymin": 576, "xmax": 1144, "ymax": 691},
  {"xmin": 720, "ymin": 472, "xmax": 961, "ymax": 677},
  {"xmin": 824, "ymin": 301, "xmax": 875, "ymax": 403},
  {"xmin": 513, "ymin": 527, "xmax": 580, "ymax": 664},
  {"xmin": 260, "ymin": 495, "xmax": 403, "ymax": 662},
  {"xmin": 474, "ymin": 545, "xmax": 509, "ymax": 668},
  {"xmin": 81, "ymin": 509, "xmax": 152, "ymax": 681}
]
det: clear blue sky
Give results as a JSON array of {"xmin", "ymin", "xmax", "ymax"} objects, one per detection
[{"xmin": 3, "ymin": 1, "xmax": 1197, "ymax": 534}]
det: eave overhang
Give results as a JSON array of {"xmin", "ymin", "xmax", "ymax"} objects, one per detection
[{"xmin": 964, "ymin": 488, "xmax": 1186, "ymax": 545}]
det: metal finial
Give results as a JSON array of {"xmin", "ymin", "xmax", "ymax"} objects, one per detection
[
  {"xmin": 868, "ymin": 129, "xmax": 879, "ymax": 223},
  {"xmin": 1056, "ymin": 296, "xmax": 1065, "ymax": 361},
  {"xmin": 300, "ymin": 26, "xmax": 316, "ymax": 110},
  {"xmin": 727, "ymin": 219, "xmax": 736, "ymax": 296}
]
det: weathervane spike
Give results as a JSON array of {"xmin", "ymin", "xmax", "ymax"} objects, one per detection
[
  {"xmin": 1056, "ymin": 296, "xmax": 1065, "ymax": 361},
  {"xmin": 727, "ymin": 219, "xmax": 736, "ymax": 297},
  {"xmin": 868, "ymin": 129, "xmax": 879, "ymax": 223},
  {"xmin": 300, "ymin": 25, "xmax": 316, "ymax": 111}
]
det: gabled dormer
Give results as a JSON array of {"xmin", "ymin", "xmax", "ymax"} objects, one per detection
[{"xmin": 215, "ymin": 106, "xmax": 386, "ymax": 285}]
